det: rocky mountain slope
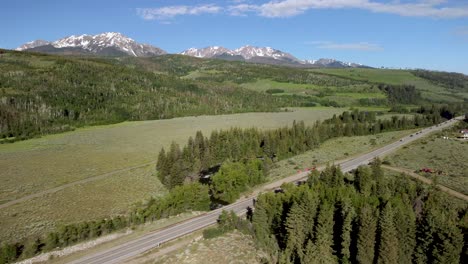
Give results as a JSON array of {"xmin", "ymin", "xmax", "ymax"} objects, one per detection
[
  {"xmin": 16, "ymin": 32, "xmax": 366, "ymax": 67},
  {"xmin": 181, "ymin": 46, "xmax": 365, "ymax": 68},
  {"xmin": 16, "ymin": 32, "xmax": 166, "ymax": 57}
]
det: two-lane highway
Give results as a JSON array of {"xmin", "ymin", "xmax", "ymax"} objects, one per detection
[{"xmin": 71, "ymin": 117, "xmax": 462, "ymax": 264}]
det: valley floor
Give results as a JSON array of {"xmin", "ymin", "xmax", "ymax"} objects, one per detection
[{"xmin": 0, "ymin": 108, "xmax": 344, "ymax": 242}]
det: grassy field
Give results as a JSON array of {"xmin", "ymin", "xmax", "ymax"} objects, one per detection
[
  {"xmin": 152, "ymin": 231, "xmax": 262, "ymax": 264},
  {"xmin": 0, "ymin": 107, "xmax": 345, "ymax": 242},
  {"xmin": 310, "ymin": 68, "xmax": 465, "ymax": 102},
  {"xmin": 240, "ymin": 79, "xmax": 320, "ymax": 92},
  {"xmin": 310, "ymin": 68, "xmax": 419, "ymax": 84},
  {"xmin": 335, "ymin": 92, "xmax": 386, "ymax": 99},
  {"xmin": 240, "ymin": 79, "xmax": 387, "ymax": 106},
  {"xmin": 0, "ymin": 165, "xmax": 166, "ymax": 243},
  {"xmin": 268, "ymin": 129, "xmax": 416, "ymax": 181},
  {"xmin": 386, "ymin": 131, "xmax": 468, "ymax": 195},
  {"xmin": 0, "ymin": 107, "xmax": 344, "ymax": 203}
]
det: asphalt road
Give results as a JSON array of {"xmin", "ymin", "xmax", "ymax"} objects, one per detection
[{"xmin": 70, "ymin": 117, "xmax": 462, "ymax": 264}]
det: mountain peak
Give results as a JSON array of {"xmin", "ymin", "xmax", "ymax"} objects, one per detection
[
  {"xmin": 180, "ymin": 46, "xmax": 231, "ymax": 58},
  {"xmin": 180, "ymin": 46, "xmax": 367, "ymax": 68},
  {"xmin": 16, "ymin": 33, "xmax": 367, "ymax": 68},
  {"xmin": 16, "ymin": 40, "xmax": 51, "ymax": 51},
  {"xmin": 16, "ymin": 32, "xmax": 166, "ymax": 57},
  {"xmin": 181, "ymin": 45, "xmax": 299, "ymax": 62}
]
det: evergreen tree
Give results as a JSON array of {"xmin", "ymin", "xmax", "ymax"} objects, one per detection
[
  {"xmin": 370, "ymin": 158, "xmax": 384, "ymax": 181},
  {"xmin": 320, "ymin": 164, "xmax": 344, "ymax": 188},
  {"xmin": 167, "ymin": 141, "xmax": 184, "ymax": 188},
  {"xmin": 356, "ymin": 204, "xmax": 377, "ymax": 264},
  {"xmin": 413, "ymin": 208, "xmax": 436, "ymax": 264},
  {"xmin": 309, "ymin": 201, "xmax": 337, "ymax": 264},
  {"xmin": 354, "ymin": 166, "xmax": 373, "ymax": 196},
  {"xmin": 284, "ymin": 191, "xmax": 319, "ymax": 262},
  {"xmin": 431, "ymin": 224, "xmax": 463, "ymax": 264},
  {"xmin": 393, "ymin": 199, "xmax": 416, "ymax": 264},
  {"xmin": 339, "ymin": 199, "xmax": 356, "ymax": 263},
  {"xmin": 156, "ymin": 148, "xmax": 167, "ymax": 182},
  {"xmin": 376, "ymin": 203, "xmax": 399, "ymax": 264}
]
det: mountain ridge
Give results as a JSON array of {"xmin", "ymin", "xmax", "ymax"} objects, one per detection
[
  {"xmin": 16, "ymin": 32, "xmax": 166, "ymax": 57},
  {"xmin": 17, "ymin": 32, "xmax": 367, "ymax": 68},
  {"xmin": 180, "ymin": 45, "xmax": 366, "ymax": 68}
]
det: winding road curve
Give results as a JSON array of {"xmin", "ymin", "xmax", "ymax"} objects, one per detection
[{"xmin": 70, "ymin": 117, "xmax": 463, "ymax": 264}]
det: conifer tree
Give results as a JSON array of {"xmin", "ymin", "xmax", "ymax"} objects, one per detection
[
  {"xmin": 156, "ymin": 148, "xmax": 167, "ymax": 180},
  {"xmin": 309, "ymin": 201, "xmax": 337, "ymax": 264},
  {"xmin": 320, "ymin": 164, "xmax": 344, "ymax": 187},
  {"xmin": 371, "ymin": 158, "xmax": 384, "ymax": 181},
  {"xmin": 284, "ymin": 192, "xmax": 319, "ymax": 262},
  {"xmin": 414, "ymin": 207, "xmax": 436, "ymax": 264},
  {"xmin": 356, "ymin": 204, "xmax": 377, "ymax": 264},
  {"xmin": 354, "ymin": 166, "xmax": 373, "ymax": 195},
  {"xmin": 393, "ymin": 199, "xmax": 416, "ymax": 264},
  {"xmin": 376, "ymin": 203, "xmax": 399, "ymax": 264},
  {"xmin": 340, "ymin": 199, "xmax": 356, "ymax": 263},
  {"xmin": 431, "ymin": 224, "xmax": 463, "ymax": 264}
]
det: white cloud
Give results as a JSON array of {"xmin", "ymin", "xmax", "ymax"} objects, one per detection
[
  {"xmin": 309, "ymin": 41, "xmax": 383, "ymax": 51},
  {"xmin": 137, "ymin": 4, "xmax": 221, "ymax": 20},
  {"xmin": 230, "ymin": 0, "xmax": 468, "ymax": 18},
  {"xmin": 228, "ymin": 4, "xmax": 259, "ymax": 16},
  {"xmin": 138, "ymin": 1, "xmax": 468, "ymax": 21}
]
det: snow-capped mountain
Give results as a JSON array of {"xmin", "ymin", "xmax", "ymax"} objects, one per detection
[
  {"xmin": 304, "ymin": 58, "xmax": 363, "ymax": 68},
  {"xmin": 180, "ymin": 45, "xmax": 300, "ymax": 63},
  {"xmin": 233, "ymin": 46, "xmax": 299, "ymax": 62},
  {"xmin": 16, "ymin": 32, "xmax": 367, "ymax": 68},
  {"xmin": 181, "ymin": 46, "xmax": 232, "ymax": 58},
  {"xmin": 16, "ymin": 40, "xmax": 51, "ymax": 51},
  {"xmin": 16, "ymin": 32, "xmax": 166, "ymax": 57},
  {"xmin": 180, "ymin": 46, "xmax": 366, "ymax": 68}
]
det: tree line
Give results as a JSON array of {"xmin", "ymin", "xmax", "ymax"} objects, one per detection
[
  {"xmin": 378, "ymin": 84, "xmax": 421, "ymax": 104},
  {"xmin": 156, "ymin": 106, "xmax": 461, "ymax": 190},
  {"xmin": 412, "ymin": 70, "xmax": 468, "ymax": 92}
]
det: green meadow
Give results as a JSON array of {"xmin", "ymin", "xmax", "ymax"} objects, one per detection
[{"xmin": 0, "ymin": 107, "xmax": 345, "ymax": 242}]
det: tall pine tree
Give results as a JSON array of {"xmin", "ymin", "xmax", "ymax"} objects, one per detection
[{"xmin": 376, "ymin": 203, "xmax": 399, "ymax": 264}]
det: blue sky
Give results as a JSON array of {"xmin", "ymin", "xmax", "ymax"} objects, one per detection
[{"xmin": 2, "ymin": 0, "xmax": 468, "ymax": 73}]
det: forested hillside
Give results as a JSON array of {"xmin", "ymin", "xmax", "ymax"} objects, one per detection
[
  {"xmin": 413, "ymin": 70, "xmax": 468, "ymax": 91},
  {"xmin": 2, "ymin": 50, "xmax": 468, "ymax": 142},
  {"xmin": 0, "ymin": 50, "xmax": 307, "ymax": 141}
]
